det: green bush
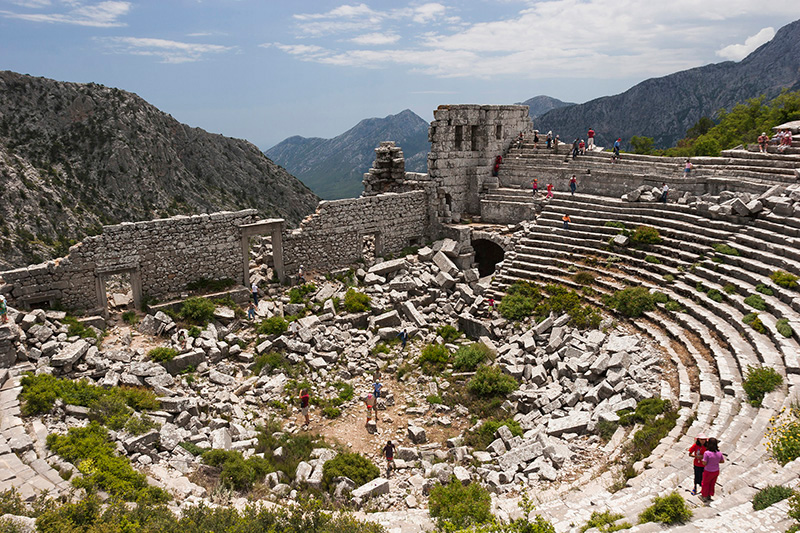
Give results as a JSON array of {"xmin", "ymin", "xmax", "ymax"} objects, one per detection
[
  {"xmin": 47, "ymin": 422, "xmax": 170, "ymax": 502},
  {"xmin": 202, "ymin": 449, "xmax": 273, "ymax": 492},
  {"xmin": 744, "ymin": 294, "xmax": 766, "ymax": 310},
  {"xmin": 62, "ymin": 315, "xmax": 98, "ymax": 339},
  {"xmin": 771, "ymin": 270, "xmax": 799, "ymax": 290},
  {"xmin": 713, "ymin": 243, "xmax": 740, "ymax": 256},
  {"xmin": 178, "ymin": 441, "xmax": 205, "ymax": 456},
  {"xmin": 467, "ymin": 365, "xmax": 519, "ymax": 398},
  {"xmin": 664, "ymin": 300, "xmax": 684, "ymax": 313},
  {"xmin": 644, "ymin": 255, "xmax": 661, "ymax": 264},
  {"xmin": 179, "ymin": 297, "xmax": 216, "ymax": 325},
  {"xmin": 257, "ymin": 316, "xmax": 288, "ymax": 336},
  {"xmin": 436, "ymin": 325, "xmax": 462, "ymax": 342},
  {"xmin": 465, "ymin": 419, "xmax": 523, "ymax": 450},
  {"xmin": 752, "ymin": 485, "xmax": 795, "ymax": 511},
  {"xmin": 573, "ymin": 271, "xmax": 595, "ymax": 285},
  {"xmin": 418, "ymin": 343, "xmax": 451, "ymax": 374},
  {"xmin": 743, "ymin": 312, "xmax": 767, "ymax": 334},
  {"xmin": 255, "ymin": 423, "xmax": 324, "ymax": 479},
  {"xmin": 638, "ymin": 492, "xmax": 692, "ymax": 525},
  {"xmin": 631, "ymin": 226, "xmax": 662, "ymax": 246},
  {"xmin": 426, "ymin": 394, "xmax": 442, "ymax": 404},
  {"xmin": 121, "ymin": 311, "xmax": 138, "ymax": 325},
  {"xmin": 321, "ymin": 452, "xmax": 379, "ymax": 492},
  {"xmin": 617, "ymin": 398, "xmax": 670, "ymax": 426},
  {"xmin": 707, "ymin": 289, "xmax": 724, "ymax": 303},
  {"xmin": 288, "ymin": 283, "xmax": 317, "ymax": 304},
  {"xmin": 603, "ymin": 286, "xmax": 656, "ymax": 318},
  {"xmin": 124, "ymin": 414, "xmax": 160, "ymax": 436},
  {"xmin": 580, "ymin": 510, "xmax": 632, "ymax": 532},
  {"xmin": 252, "ymin": 351, "xmax": 285, "ymax": 375},
  {"xmin": 595, "ymin": 419, "xmax": 620, "ymax": 441},
  {"xmin": 322, "ymin": 406, "xmax": 341, "ymax": 419},
  {"xmin": 767, "ymin": 406, "xmax": 800, "ymax": 466},
  {"xmin": 776, "ymin": 318, "xmax": 794, "ymax": 338},
  {"xmin": 653, "ymin": 292, "xmax": 669, "ymax": 304},
  {"xmin": 147, "ymin": 346, "xmax": 177, "ymax": 362},
  {"xmin": 755, "ymin": 284, "xmax": 774, "ymax": 296},
  {"xmin": 724, "ymin": 284, "xmax": 737, "ymax": 294},
  {"xmin": 498, "ymin": 292, "xmax": 537, "ymax": 320},
  {"xmin": 742, "ymin": 366, "xmax": 782, "ymax": 407},
  {"xmin": 88, "ymin": 395, "xmax": 131, "ymax": 430},
  {"xmin": 343, "ymin": 288, "xmax": 371, "ymax": 312},
  {"xmin": 188, "ymin": 325, "xmax": 202, "ymax": 337},
  {"xmin": 429, "ymin": 478, "xmax": 492, "ymax": 530},
  {"xmin": 453, "ymin": 342, "xmax": 493, "ymax": 372},
  {"xmin": 605, "ymin": 221, "xmax": 627, "ymax": 230}
]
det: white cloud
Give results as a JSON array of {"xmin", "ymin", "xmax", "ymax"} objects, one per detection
[
  {"xmin": 0, "ymin": 0, "xmax": 129, "ymax": 27},
  {"xmin": 276, "ymin": 1, "xmax": 800, "ymax": 80},
  {"xmin": 716, "ymin": 27, "xmax": 775, "ymax": 61},
  {"xmin": 350, "ymin": 32, "xmax": 400, "ymax": 45},
  {"xmin": 8, "ymin": 0, "xmax": 52, "ymax": 7},
  {"xmin": 99, "ymin": 36, "xmax": 236, "ymax": 63}
]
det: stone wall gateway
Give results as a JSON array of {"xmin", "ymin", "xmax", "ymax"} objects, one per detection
[{"xmin": 0, "ymin": 210, "xmax": 259, "ymax": 313}]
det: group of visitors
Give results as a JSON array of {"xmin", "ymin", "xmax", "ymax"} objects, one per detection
[
  {"xmin": 689, "ymin": 433, "xmax": 725, "ymax": 502},
  {"xmin": 775, "ymin": 129, "xmax": 794, "ymax": 153}
]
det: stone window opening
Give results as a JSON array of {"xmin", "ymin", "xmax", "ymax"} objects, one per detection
[
  {"xmin": 471, "ymin": 125, "xmax": 479, "ymax": 151},
  {"xmin": 472, "ymin": 238, "xmax": 505, "ymax": 277},
  {"xmin": 454, "ymin": 125, "xmax": 463, "ymax": 150},
  {"xmin": 496, "ymin": 125, "xmax": 502, "ymax": 140}
]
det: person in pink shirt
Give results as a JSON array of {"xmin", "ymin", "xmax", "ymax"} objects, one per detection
[
  {"xmin": 587, "ymin": 128, "xmax": 595, "ymax": 150},
  {"xmin": 700, "ymin": 438, "xmax": 724, "ymax": 501}
]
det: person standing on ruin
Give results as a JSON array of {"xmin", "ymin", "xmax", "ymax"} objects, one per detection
[
  {"xmin": 569, "ymin": 175, "xmax": 577, "ymax": 196},
  {"xmin": 247, "ymin": 302, "xmax": 256, "ymax": 321},
  {"xmin": 572, "ymin": 138, "xmax": 580, "ymax": 160},
  {"xmin": 383, "ymin": 440, "xmax": 396, "ymax": 476},
  {"xmin": 660, "ymin": 183, "xmax": 669, "ymax": 203},
  {"xmin": 683, "ymin": 159, "xmax": 693, "ymax": 175},
  {"xmin": 554, "ymin": 135, "xmax": 560, "ymax": 154},
  {"xmin": 700, "ymin": 438, "xmax": 724, "ymax": 501},
  {"xmin": 299, "ymin": 388, "xmax": 311, "ymax": 428},
  {"xmin": 532, "ymin": 178, "xmax": 539, "ymax": 196},
  {"xmin": 562, "ymin": 214, "xmax": 571, "ymax": 229},
  {"xmin": 587, "ymin": 128, "xmax": 595, "ymax": 150},
  {"xmin": 579, "ymin": 139, "xmax": 585, "ymax": 155},
  {"xmin": 533, "ymin": 131, "xmax": 539, "ymax": 149},
  {"xmin": 688, "ymin": 433, "xmax": 708, "ymax": 495},
  {"xmin": 397, "ymin": 329, "xmax": 409, "ymax": 350},
  {"xmin": 251, "ymin": 281, "xmax": 259, "ymax": 305},
  {"xmin": 546, "ymin": 131, "xmax": 552, "ymax": 149},
  {"xmin": 612, "ymin": 138, "xmax": 621, "ymax": 161},
  {"xmin": 365, "ymin": 392, "xmax": 377, "ymax": 427},
  {"xmin": 297, "ymin": 265, "xmax": 305, "ymax": 284},
  {"xmin": 492, "ymin": 155, "xmax": 502, "ymax": 177}
]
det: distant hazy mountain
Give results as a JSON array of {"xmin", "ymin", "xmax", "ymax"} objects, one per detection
[
  {"xmin": 536, "ymin": 18, "xmax": 800, "ymax": 149},
  {"xmin": 0, "ymin": 71, "xmax": 319, "ymax": 269},
  {"xmin": 266, "ymin": 109, "xmax": 429, "ymax": 200},
  {"xmin": 517, "ymin": 95, "xmax": 575, "ymax": 118}
]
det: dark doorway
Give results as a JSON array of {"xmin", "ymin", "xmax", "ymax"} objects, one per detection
[{"xmin": 472, "ymin": 239, "xmax": 505, "ymax": 277}]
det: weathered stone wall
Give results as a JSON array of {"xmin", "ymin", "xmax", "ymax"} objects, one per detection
[
  {"xmin": 428, "ymin": 105, "xmax": 532, "ymax": 223},
  {"xmin": 282, "ymin": 191, "xmax": 429, "ymax": 273},
  {"xmin": 0, "ymin": 210, "xmax": 257, "ymax": 312}
]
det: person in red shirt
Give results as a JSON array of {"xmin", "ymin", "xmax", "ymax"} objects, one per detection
[
  {"xmin": 546, "ymin": 183, "xmax": 554, "ymax": 198},
  {"xmin": 299, "ymin": 389, "xmax": 310, "ymax": 427},
  {"xmin": 688, "ymin": 433, "xmax": 707, "ymax": 495},
  {"xmin": 587, "ymin": 128, "xmax": 595, "ymax": 150},
  {"xmin": 757, "ymin": 132, "xmax": 769, "ymax": 153}
]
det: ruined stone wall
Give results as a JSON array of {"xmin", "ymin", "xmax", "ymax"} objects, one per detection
[
  {"xmin": 0, "ymin": 210, "xmax": 257, "ymax": 312},
  {"xmin": 428, "ymin": 105, "xmax": 532, "ymax": 223},
  {"xmin": 282, "ymin": 191, "xmax": 429, "ymax": 273}
]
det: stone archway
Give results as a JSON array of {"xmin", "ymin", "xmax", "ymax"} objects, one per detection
[
  {"xmin": 240, "ymin": 219, "xmax": 286, "ymax": 286},
  {"xmin": 471, "ymin": 238, "xmax": 505, "ymax": 277}
]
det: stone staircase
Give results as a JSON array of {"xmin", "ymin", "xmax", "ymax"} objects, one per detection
[
  {"xmin": 485, "ymin": 192, "xmax": 800, "ymax": 531},
  {"xmin": 0, "ymin": 364, "xmax": 72, "ymax": 500}
]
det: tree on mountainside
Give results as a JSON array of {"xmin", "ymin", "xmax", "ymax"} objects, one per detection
[
  {"xmin": 657, "ymin": 90, "xmax": 800, "ymax": 157},
  {"xmin": 630, "ymin": 136, "xmax": 654, "ymax": 155}
]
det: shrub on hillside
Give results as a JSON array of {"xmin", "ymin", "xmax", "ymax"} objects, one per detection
[
  {"xmin": 418, "ymin": 343, "xmax": 451, "ymax": 374},
  {"xmin": 630, "ymin": 226, "xmax": 662, "ymax": 246},
  {"xmin": 603, "ymin": 286, "xmax": 656, "ymax": 318},
  {"xmin": 453, "ymin": 342, "xmax": 493, "ymax": 372},
  {"xmin": 743, "ymin": 313, "xmax": 767, "ymax": 334},
  {"xmin": 776, "ymin": 318, "xmax": 794, "ymax": 338},
  {"xmin": 179, "ymin": 297, "xmax": 216, "ymax": 325},
  {"xmin": 147, "ymin": 347, "xmax": 177, "ymax": 362},
  {"xmin": 257, "ymin": 316, "xmax": 288, "ymax": 336},
  {"xmin": 88, "ymin": 395, "xmax": 131, "ymax": 431},
  {"xmin": 580, "ymin": 510, "xmax": 632, "ymax": 532},
  {"xmin": 321, "ymin": 452, "xmax": 379, "ymax": 492},
  {"xmin": 429, "ymin": 478, "xmax": 492, "ymax": 530},
  {"xmin": 573, "ymin": 271, "xmax": 595, "ymax": 285},
  {"xmin": 467, "ymin": 365, "xmax": 519, "ymax": 398},
  {"xmin": 343, "ymin": 288, "xmax": 371, "ymax": 312},
  {"xmin": 742, "ymin": 365, "xmax": 782, "ymax": 407},
  {"xmin": 770, "ymin": 270, "xmax": 799, "ymax": 290},
  {"xmin": 752, "ymin": 485, "xmax": 795, "ymax": 511},
  {"xmin": 713, "ymin": 243, "xmax": 740, "ymax": 256},
  {"xmin": 498, "ymin": 292, "xmax": 537, "ymax": 320},
  {"xmin": 744, "ymin": 294, "xmax": 766, "ymax": 310},
  {"xmin": 288, "ymin": 283, "xmax": 317, "ymax": 304},
  {"xmin": 706, "ymin": 289, "xmax": 724, "ymax": 303},
  {"xmin": 755, "ymin": 284, "xmax": 774, "ymax": 296},
  {"xmin": 766, "ymin": 405, "xmax": 800, "ymax": 466},
  {"xmin": 62, "ymin": 315, "xmax": 98, "ymax": 339},
  {"xmin": 638, "ymin": 492, "xmax": 692, "ymax": 525},
  {"xmin": 436, "ymin": 324, "xmax": 462, "ymax": 342},
  {"xmin": 202, "ymin": 449, "xmax": 271, "ymax": 492},
  {"xmin": 465, "ymin": 419, "xmax": 523, "ymax": 450},
  {"xmin": 121, "ymin": 311, "xmax": 138, "ymax": 325}
]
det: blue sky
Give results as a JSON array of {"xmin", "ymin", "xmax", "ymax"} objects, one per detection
[{"xmin": 2, "ymin": 1, "xmax": 800, "ymax": 150}]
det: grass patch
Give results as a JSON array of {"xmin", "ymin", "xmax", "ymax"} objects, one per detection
[
  {"xmin": 464, "ymin": 419, "xmax": 522, "ymax": 450},
  {"xmin": 573, "ymin": 271, "xmax": 595, "ymax": 285},
  {"xmin": 202, "ymin": 449, "xmax": 272, "ymax": 492},
  {"xmin": 723, "ymin": 283, "xmax": 737, "ymax": 294},
  {"xmin": 752, "ymin": 485, "xmax": 795, "ymax": 511},
  {"xmin": 638, "ymin": 492, "xmax": 692, "ymax": 525},
  {"xmin": 62, "ymin": 315, "xmax": 97, "ymax": 339},
  {"xmin": 743, "ymin": 313, "xmax": 767, "ymax": 334},
  {"xmin": 436, "ymin": 324, "xmax": 462, "ymax": 342},
  {"xmin": 605, "ymin": 221, "xmax": 627, "ymax": 230},
  {"xmin": 147, "ymin": 347, "xmax": 177, "ymax": 362},
  {"xmin": 706, "ymin": 289, "xmax": 724, "ymax": 303},
  {"xmin": 257, "ymin": 316, "xmax": 288, "ymax": 336},
  {"xmin": 742, "ymin": 366, "xmax": 782, "ymax": 407},
  {"xmin": 418, "ymin": 343, "xmax": 451, "ymax": 374},
  {"xmin": 713, "ymin": 243, "xmax": 740, "ymax": 256},
  {"xmin": 603, "ymin": 286, "xmax": 656, "ymax": 318},
  {"xmin": 744, "ymin": 293, "xmax": 767, "ymax": 310},
  {"xmin": 288, "ymin": 283, "xmax": 317, "ymax": 304},
  {"xmin": 631, "ymin": 225, "xmax": 662, "ymax": 246},
  {"xmin": 770, "ymin": 270, "xmax": 799, "ymax": 290},
  {"xmin": 121, "ymin": 311, "xmax": 138, "ymax": 325},
  {"xmin": 452, "ymin": 342, "xmax": 493, "ymax": 372},
  {"xmin": 321, "ymin": 452, "xmax": 379, "ymax": 492},
  {"xmin": 755, "ymin": 284, "xmax": 774, "ymax": 296},
  {"xmin": 580, "ymin": 510, "xmax": 632, "ymax": 532},
  {"xmin": 20, "ymin": 374, "xmax": 158, "ymax": 416},
  {"xmin": 644, "ymin": 255, "xmax": 661, "ymax": 264},
  {"xmin": 178, "ymin": 297, "xmax": 216, "ymax": 326},
  {"xmin": 342, "ymin": 288, "xmax": 370, "ymax": 312},
  {"xmin": 467, "ymin": 365, "xmax": 518, "ymax": 398},
  {"xmin": 776, "ymin": 318, "xmax": 794, "ymax": 338},
  {"xmin": 429, "ymin": 478, "xmax": 492, "ymax": 531}
]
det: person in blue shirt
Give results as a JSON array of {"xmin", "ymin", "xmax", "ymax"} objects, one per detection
[{"xmin": 397, "ymin": 329, "xmax": 409, "ymax": 350}]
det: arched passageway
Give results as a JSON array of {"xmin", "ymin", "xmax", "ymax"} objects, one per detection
[{"xmin": 472, "ymin": 238, "xmax": 505, "ymax": 277}]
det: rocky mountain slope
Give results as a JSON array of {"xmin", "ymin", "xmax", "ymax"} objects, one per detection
[
  {"xmin": 536, "ymin": 18, "xmax": 800, "ymax": 148},
  {"xmin": 517, "ymin": 95, "xmax": 574, "ymax": 118},
  {"xmin": 266, "ymin": 109, "xmax": 430, "ymax": 200},
  {"xmin": 0, "ymin": 71, "xmax": 319, "ymax": 270}
]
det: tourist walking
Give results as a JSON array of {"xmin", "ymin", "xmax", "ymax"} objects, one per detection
[
  {"xmin": 383, "ymin": 440, "xmax": 396, "ymax": 476},
  {"xmin": 365, "ymin": 392, "xmax": 377, "ymax": 427},
  {"xmin": 562, "ymin": 214, "xmax": 571, "ymax": 229},
  {"xmin": 587, "ymin": 128, "xmax": 595, "ymax": 150},
  {"xmin": 492, "ymin": 155, "xmax": 502, "ymax": 177},
  {"xmin": 546, "ymin": 131, "xmax": 552, "ymax": 149},
  {"xmin": 569, "ymin": 175, "xmax": 577, "ymax": 196},
  {"xmin": 579, "ymin": 139, "xmax": 585, "ymax": 155},
  {"xmin": 546, "ymin": 183, "xmax": 554, "ymax": 198},
  {"xmin": 688, "ymin": 433, "xmax": 708, "ymax": 495},
  {"xmin": 660, "ymin": 183, "xmax": 669, "ymax": 203},
  {"xmin": 247, "ymin": 302, "xmax": 256, "ymax": 321},
  {"xmin": 533, "ymin": 131, "xmax": 539, "ymax": 149},
  {"xmin": 683, "ymin": 159, "xmax": 693, "ymax": 175},
  {"xmin": 373, "ymin": 379, "xmax": 382, "ymax": 400},
  {"xmin": 612, "ymin": 138, "xmax": 621, "ymax": 161},
  {"xmin": 251, "ymin": 281, "xmax": 259, "ymax": 305},
  {"xmin": 397, "ymin": 329, "xmax": 409, "ymax": 350},
  {"xmin": 572, "ymin": 138, "xmax": 579, "ymax": 159},
  {"xmin": 700, "ymin": 438, "xmax": 724, "ymax": 501},
  {"xmin": 531, "ymin": 178, "xmax": 539, "ymax": 196},
  {"xmin": 299, "ymin": 389, "xmax": 311, "ymax": 427},
  {"xmin": 297, "ymin": 265, "xmax": 305, "ymax": 284}
]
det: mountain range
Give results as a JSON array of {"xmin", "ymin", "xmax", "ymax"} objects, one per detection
[
  {"xmin": 517, "ymin": 95, "xmax": 575, "ymax": 118},
  {"xmin": 265, "ymin": 109, "xmax": 430, "ymax": 200},
  {"xmin": 536, "ymin": 19, "xmax": 800, "ymax": 148},
  {"xmin": 0, "ymin": 71, "xmax": 319, "ymax": 269}
]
